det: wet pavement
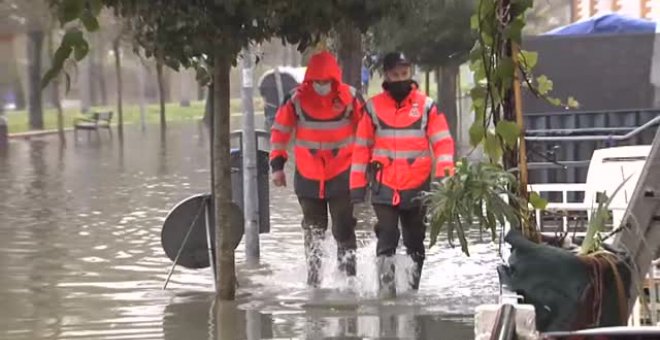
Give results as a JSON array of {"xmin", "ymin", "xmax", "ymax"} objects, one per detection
[{"xmin": 0, "ymin": 121, "xmax": 501, "ymax": 339}]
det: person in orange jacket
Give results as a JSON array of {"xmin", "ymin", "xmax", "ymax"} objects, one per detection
[
  {"xmin": 350, "ymin": 52, "xmax": 455, "ymax": 296},
  {"xmin": 270, "ymin": 51, "xmax": 364, "ymax": 287}
]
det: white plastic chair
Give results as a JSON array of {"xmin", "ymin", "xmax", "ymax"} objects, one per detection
[{"xmin": 528, "ymin": 145, "xmax": 651, "ymax": 234}]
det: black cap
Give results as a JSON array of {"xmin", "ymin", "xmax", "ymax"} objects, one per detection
[{"xmin": 382, "ymin": 52, "xmax": 411, "ymax": 71}]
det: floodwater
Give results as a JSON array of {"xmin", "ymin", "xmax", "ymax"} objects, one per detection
[{"xmin": 0, "ymin": 120, "xmax": 502, "ymax": 339}]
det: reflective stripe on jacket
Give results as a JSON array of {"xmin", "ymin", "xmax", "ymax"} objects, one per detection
[{"xmin": 350, "ymin": 88, "xmax": 454, "ymax": 207}]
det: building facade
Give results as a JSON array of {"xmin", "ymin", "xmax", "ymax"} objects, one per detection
[{"xmin": 571, "ymin": 0, "xmax": 660, "ymax": 21}]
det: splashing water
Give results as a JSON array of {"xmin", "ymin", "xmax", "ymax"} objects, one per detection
[{"xmin": 245, "ymin": 226, "xmax": 503, "ymax": 313}]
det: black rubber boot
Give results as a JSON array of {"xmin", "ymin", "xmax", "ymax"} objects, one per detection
[
  {"xmin": 304, "ymin": 228, "xmax": 325, "ymax": 288},
  {"xmin": 377, "ymin": 255, "xmax": 396, "ymax": 298},
  {"xmin": 409, "ymin": 253, "xmax": 425, "ymax": 291},
  {"xmin": 337, "ymin": 248, "xmax": 357, "ymax": 277}
]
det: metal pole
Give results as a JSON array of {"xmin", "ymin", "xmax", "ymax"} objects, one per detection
[
  {"xmin": 205, "ymin": 197, "xmax": 217, "ymax": 292},
  {"xmin": 240, "ymin": 45, "xmax": 260, "ymax": 265},
  {"xmin": 490, "ymin": 304, "xmax": 517, "ymax": 340},
  {"xmin": 138, "ymin": 63, "xmax": 147, "ymax": 131},
  {"xmin": 274, "ymin": 67, "xmax": 284, "ymax": 106},
  {"xmin": 162, "ymin": 200, "xmax": 206, "ymax": 290},
  {"xmin": 246, "ymin": 310, "xmax": 261, "ymax": 340}
]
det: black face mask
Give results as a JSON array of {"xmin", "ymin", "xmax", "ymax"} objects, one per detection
[{"xmin": 383, "ymin": 79, "xmax": 414, "ymax": 103}]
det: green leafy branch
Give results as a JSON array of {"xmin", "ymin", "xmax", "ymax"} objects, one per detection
[
  {"xmin": 468, "ymin": 0, "xmax": 578, "ymax": 162},
  {"xmin": 42, "ymin": 0, "xmax": 103, "ymax": 90},
  {"xmin": 518, "ymin": 51, "xmax": 579, "ymax": 109}
]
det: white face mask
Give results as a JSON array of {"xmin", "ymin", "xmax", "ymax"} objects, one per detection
[{"xmin": 312, "ymin": 82, "xmax": 332, "ymax": 96}]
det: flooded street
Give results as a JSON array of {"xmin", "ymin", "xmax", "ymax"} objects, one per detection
[{"xmin": 0, "ymin": 121, "xmax": 501, "ymax": 339}]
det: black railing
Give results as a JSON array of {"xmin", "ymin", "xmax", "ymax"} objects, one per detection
[{"xmin": 525, "ymin": 115, "xmax": 660, "ymax": 142}]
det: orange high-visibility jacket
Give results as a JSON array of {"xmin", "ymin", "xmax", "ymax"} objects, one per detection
[
  {"xmin": 350, "ymin": 88, "xmax": 455, "ymax": 207},
  {"xmin": 270, "ymin": 52, "xmax": 364, "ymax": 199}
]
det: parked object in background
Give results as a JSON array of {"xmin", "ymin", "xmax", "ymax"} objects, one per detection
[
  {"xmin": 258, "ymin": 66, "xmax": 305, "ymax": 132},
  {"xmin": 73, "ymin": 111, "xmax": 113, "ymax": 140}
]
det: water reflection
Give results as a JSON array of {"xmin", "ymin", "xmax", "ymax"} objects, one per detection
[
  {"xmin": 161, "ymin": 292, "xmax": 473, "ymax": 340},
  {"xmin": 0, "ymin": 122, "xmax": 499, "ymax": 340}
]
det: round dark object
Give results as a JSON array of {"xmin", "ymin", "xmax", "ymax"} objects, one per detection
[{"xmin": 161, "ymin": 194, "xmax": 244, "ymax": 269}]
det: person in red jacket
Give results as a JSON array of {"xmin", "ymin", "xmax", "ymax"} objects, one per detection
[
  {"xmin": 350, "ymin": 52, "xmax": 455, "ymax": 296},
  {"xmin": 270, "ymin": 51, "xmax": 364, "ymax": 287}
]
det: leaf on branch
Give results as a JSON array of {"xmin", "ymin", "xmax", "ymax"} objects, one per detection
[
  {"xmin": 536, "ymin": 75, "xmax": 553, "ymax": 95},
  {"xmin": 58, "ymin": 0, "xmax": 85, "ymax": 25},
  {"xmin": 529, "ymin": 191, "xmax": 548, "ymax": 210},
  {"xmin": 88, "ymin": 0, "xmax": 103, "ymax": 16},
  {"xmin": 484, "ymin": 131, "xmax": 503, "ymax": 161},
  {"xmin": 547, "ymin": 97, "xmax": 561, "ymax": 106},
  {"xmin": 469, "ymin": 122, "xmax": 485, "ymax": 147},
  {"xmin": 62, "ymin": 29, "xmax": 89, "ymax": 61},
  {"xmin": 567, "ymin": 96, "xmax": 580, "ymax": 109},
  {"xmin": 495, "ymin": 120, "xmax": 520, "ymax": 149},
  {"xmin": 80, "ymin": 10, "xmax": 100, "ymax": 31},
  {"xmin": 42, "ymin": 44, "xmax": 73, "ymax": 89},
  {"xmin": 511, "ymin": 0, "xmax": 534, "ymax": 17},
  {"xmin": 470, "ymin": 86, "xmax": 487, "ymax": 101},
  {"xmin": 469, "ymin": 43, "xmax": 483, "ymax": 64},
  {"xmin": 505, "ymin": 18, "xmax": 525, "ymax": 44},
  {"xmin": 520, "ymin": 50, "xmax": 538, "ymax": 70},
  {"xmin": 470, "ymin": 14, "xmax": 480, "ymax": 30}
]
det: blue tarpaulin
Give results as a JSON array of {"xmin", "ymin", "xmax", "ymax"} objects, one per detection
[{"xmin": 544, "ymin": 13, "xmax": 657, "ymax": 36}]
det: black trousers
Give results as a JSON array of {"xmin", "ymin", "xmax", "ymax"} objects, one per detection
[
  {"xmin": 298, "ymin": 196, "xmax": 357, "ymax": 251},
  {"xmin": 373, "ymin": 204, "xmax": 426, "ymax": 259}
]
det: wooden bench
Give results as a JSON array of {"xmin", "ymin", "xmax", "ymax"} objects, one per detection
[{"xmin": 74, "ymin": 111, "xmax": 113, "ymax": 139}]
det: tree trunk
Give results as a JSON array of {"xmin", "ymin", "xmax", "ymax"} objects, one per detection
[
  {"xmin": 425, "ymin": 71, "xmax": 430, "ymax": 95},
  {"xmin": 97, "ymin": 42, "xmax": 108, "ymax": 106},
  {"xmin": 137, "ymin": 63, "xmax": 146, "ymax": 131},
  {"xmin": 0, "ymin": 60, "xmax": 8, "ymax": 148},
  {"xmin": 27, "ymin": 30, "xmax": 44, "ymax": 130},
  {"xmin": 113, "ymin": 40, "xmax": 124, "ymax": 139},
  {"xmin": 88, "ymin": 35, "xmax": 98, "ymax": 107},
  {"xmin": 157, "ymin": 60, "xmax": 166, "ymax": 131},
  {"xmin": 337, "ymin": 26, "xmax": 363, "ymax": 92},
  {"xmin": 198, "ymin": 84, "xmax": 205, "ymax": 101},
  {"xmin": 80, "ymin": 57, "xmax": 91, "ymax": 113},
  {"xmin": 0, "ymin": 104, "xmax": 6, "ymax": 150},
  {"xmin": 13, "ymin": 76, "xmax": 26, "ymax": 111},
  {"xmin": 212, "ymin": 55, "xmax": 236, "ymax": 300},
  {"xmin": 48, "ymin": 30, "xmax": 65, "ymax": 145},
  {"xmin": 438, "ymin": 64, "xmax": 459, "ymax": 145}
]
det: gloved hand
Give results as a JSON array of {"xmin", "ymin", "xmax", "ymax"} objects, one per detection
[{"xmin": 272, "ymin": 170, "xmax": 286, "ymax": 187}]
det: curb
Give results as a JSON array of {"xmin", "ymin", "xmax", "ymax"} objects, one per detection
[
  {"xmin": 8, "ymin": 128, "xmax": 74, "ymax": 139},
  {"xmin": 7, "ymin": 111, "xmax": 267, "ymax": 139}
]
